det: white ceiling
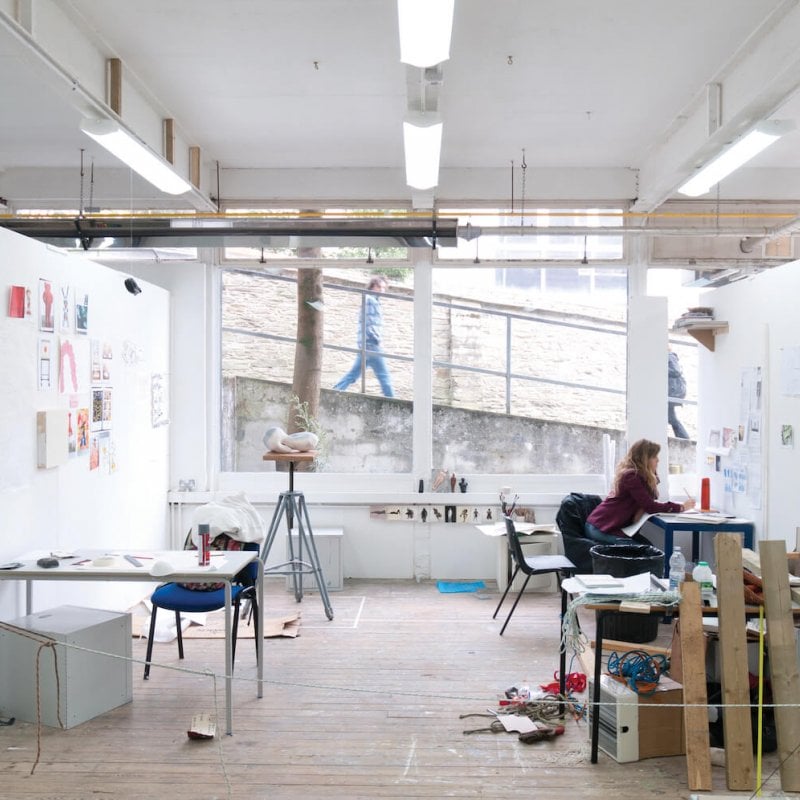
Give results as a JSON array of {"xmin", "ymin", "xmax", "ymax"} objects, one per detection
[{"xmin": 2, "ymin": 0, "xmax": 800, "ymax": 255}]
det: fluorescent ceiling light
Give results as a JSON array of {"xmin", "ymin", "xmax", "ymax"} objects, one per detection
[
  {"xmin": 403, "ymin": 116, "xmax": 443, "ymax": 190},
  {"xmin": 397, "ymin": 0, "xmax": 454, "ymax": 67},
  {"xmin": 80, "ymin": 119, "xmax": 191, "ymax": 195},
  {"xmin": 678, "ymin": 120, "xmax": 793, "ymax": 198}
]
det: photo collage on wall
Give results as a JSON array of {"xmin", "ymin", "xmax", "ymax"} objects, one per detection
[
  {"xmin": 5, "ymin": 276, "xmax": 118, "ymax": 473},
  {"xmin": 89, "ymin": 337, "xmax": 115, "ymax": 474}
]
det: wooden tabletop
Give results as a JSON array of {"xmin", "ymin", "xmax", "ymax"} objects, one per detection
[{"xmin": 262, "ymin": 450, "xmax": 318, "ymax": 463}]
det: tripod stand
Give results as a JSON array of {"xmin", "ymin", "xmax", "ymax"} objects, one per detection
[{"xmin": 261, "ymin": 451, "xmax": 333, "ymax": 620}]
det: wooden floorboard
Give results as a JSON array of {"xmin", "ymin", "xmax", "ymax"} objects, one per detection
[{"xmin": 0, "ymin": 578, "xmax": 795, "ymax": 799}]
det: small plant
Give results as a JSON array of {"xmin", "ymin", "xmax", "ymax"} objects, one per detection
[{"xmin": 291, "ymin": 394, "xmax": 329, "ymax": 471}]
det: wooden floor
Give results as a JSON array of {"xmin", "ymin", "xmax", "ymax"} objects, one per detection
[{"xmin": 0, "ymin": 579, "xmax": 795, "ymax": 799}]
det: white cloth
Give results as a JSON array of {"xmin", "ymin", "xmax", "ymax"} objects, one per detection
[{"xmin": 188, "ymin": 492, "xmax": 266, "ymax": 546}]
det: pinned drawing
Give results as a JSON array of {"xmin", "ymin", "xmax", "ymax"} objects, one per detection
[
  {"xmin": 151, "ymin": 373, "xmax": 169, "ymax": 427},
  {"xmin": 75, "ymin": 289, "xmax": 89, "ymax": 334},
  {"xmin": 39, "ymin": 279, "xmax": 55, "ymax": 332}
]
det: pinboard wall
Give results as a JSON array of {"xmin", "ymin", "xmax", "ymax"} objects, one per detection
[
  {"xmin": 697, "ymin": 260, "xmax": 800, "ymax": 551},
  {"xmin": 0, "ymin": 227, "xmax": 170, "ymax": 618}
]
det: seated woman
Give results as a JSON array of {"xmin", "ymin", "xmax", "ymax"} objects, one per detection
[{"xmin": 585, "ymin": 438, "xmax": 695, "ymax": 544}]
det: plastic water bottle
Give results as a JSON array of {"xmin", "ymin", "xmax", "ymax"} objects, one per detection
[
  {"xmin": 668, "ymin": 546, "xmax": 686, "ymax": 591},
  {"xmin": 692, "ymin": 560, "xmax": 714, "ymax": 603}
]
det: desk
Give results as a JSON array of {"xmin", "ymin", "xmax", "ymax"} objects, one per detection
[
  {"xmin": 0, "ymin": 549, "xmax": 263, "ymax": 735},
  {"xmin": 647, "ymin": 515, "xmax": 755, "ymax": 574}
]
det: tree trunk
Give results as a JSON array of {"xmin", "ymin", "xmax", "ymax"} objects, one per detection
[{"xmin": 289, "ymin": 263, "xmax": 323, "ymax": 439}]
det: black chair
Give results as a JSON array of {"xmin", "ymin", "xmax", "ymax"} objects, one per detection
[
  {"xmin": 493, "ymin": 516, "xmax": 576, "ymax": 635},
  {"xmin": 555, "ymin": 492, "xmax": 602, "ymax": 574},
  {"xmin": 143, "ymin": 539, "xmax": 260, "ymax": 679}
]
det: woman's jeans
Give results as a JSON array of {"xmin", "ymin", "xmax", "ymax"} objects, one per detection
[{"xmin": 584, "ymin": 521, "xmax": 625, "ymax": 545}]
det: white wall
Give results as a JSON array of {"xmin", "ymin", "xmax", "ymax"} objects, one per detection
[
  {"xmin": 0, "ymin": 228, "xmax": 170, "ymax": 619},
  {"xmin": 698, "ymin": 261, "xmax": 800, "ymax": 549}
]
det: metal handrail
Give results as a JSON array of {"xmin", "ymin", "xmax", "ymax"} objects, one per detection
[{"xmin": 221, "ymin": 269, "xmax": 695, "ymax": 414}]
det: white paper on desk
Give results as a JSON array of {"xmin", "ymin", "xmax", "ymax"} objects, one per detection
[
  {"xmin": 621, "ymin": 513, "xmax": 655, "ymax": 537},
  {"xmin": 562, "ymin": 570, "xmax": 655, "ymax": 595},
  {"xmin": 664, "ymin": 511, "xmax": 736, "ymax": 523}
]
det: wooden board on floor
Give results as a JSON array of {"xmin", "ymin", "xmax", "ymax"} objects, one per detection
[
  {"xmin": 761, "ymin": 540, "xmax": 800, "ymax": 792},
  {"xmin": 715, "ymin": 533, "xmax": 755, "ymax": 791},
  {"xmin": 678, "ymin": 580, "xmax": 712, "ymax": 791}
]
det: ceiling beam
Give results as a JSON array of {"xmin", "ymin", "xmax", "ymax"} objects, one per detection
[{"xmin": 632, "ymin": 0, "xmax": 800, "ymax": 212}]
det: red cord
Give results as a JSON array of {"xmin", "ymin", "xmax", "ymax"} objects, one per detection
[{"xmin": 540, "ymin": 671, "xmax": 586, "ymax": 695}]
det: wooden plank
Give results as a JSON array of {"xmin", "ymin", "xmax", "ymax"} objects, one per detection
[
  {"xmin": 593, "ymin": 638, "xmax": 671, "ymax": 657},
  {"xmin": 108, "ymin": 57, "xmax": 122, "ymax": 115},
  {"xmin": 761, "ymin": 540, "xmax": 800, "ymax": 791},
  {"xmin": 679, "ymin": 580, "xmax": 712, "ymax": 790},
  {"xmin": 164, "ymin": 118, "xmax": 175, "ymax": 164},
  {"xmin": 742, "ymin": 547, "xmax": 800, "ymax": 604},
  {"xmin": 715, "ymin": 533, "xmax": 755, "ymax": 790}
]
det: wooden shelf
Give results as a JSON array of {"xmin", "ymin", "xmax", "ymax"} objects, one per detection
[{"xmin": 677, "ymin": 321, "xmax": 729, "ymax": 351}]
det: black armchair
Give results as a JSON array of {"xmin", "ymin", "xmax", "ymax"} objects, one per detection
[{"xmin": 555, "ymin": 492, "xmax": 602, "ymax": 574}]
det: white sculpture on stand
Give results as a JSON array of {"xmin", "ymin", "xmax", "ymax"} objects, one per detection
[{"xmin": 263, "ymin": 426, "xmax": 319, "ymax": 453}]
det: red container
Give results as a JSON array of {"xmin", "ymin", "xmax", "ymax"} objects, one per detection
[
  {"xmin": 198, "ymin": 523, "xmax": 211, "ymax": 566},
  {"xmin": 700, "ymin": 477, "xmax": 711, "ymax": 511}
]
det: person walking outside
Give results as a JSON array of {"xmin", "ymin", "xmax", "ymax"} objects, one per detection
[
  {"xmin": 668, "ymin": 348, "xmax": 689, "ymax": 439},
  {"xmin": 334, "ymin": 275, "xmax": 394, "ymax": 397}
]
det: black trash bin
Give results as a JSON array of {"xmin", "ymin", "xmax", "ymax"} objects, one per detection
[{"xmin": 589, "ymin": 542, "xmax": 664, "ymax": 643}]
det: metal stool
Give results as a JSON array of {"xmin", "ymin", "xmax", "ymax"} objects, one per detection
[{"xmin": 261, "ymin": 451, "xmax": 333, "ymax": 620}]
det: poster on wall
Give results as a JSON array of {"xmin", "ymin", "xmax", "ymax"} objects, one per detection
[
  {"xmin": 102, "ymin": 341, "xmax": 113, "ymax": 383},
  {"xmin": 151, "ymin": 373, "xmax": 169, "ymax": 427},
  {"xmin": 58, "ymin": 337, "xmax": 89, "ymax": 395},
  {"xmin": 76, "ymin": 407, "xmax": 90, "ymax": 453},
  {"xmin": 75, "ymin": 288, "xmax": 89, "ymax": 334},
  {"xmin": 67, "ymin": 409, "xmax": 77, "ymax": 457},
  {"xmin": 39, "ymin": 279, "xmax": 55, "ymax": 332},
  {"xmin": 89, "ymin": 434, "xmax": 99, "ymax": 471},
  {"xmin": 91, "ymin": 387, "xmax": 111, "ymax": 432},
  {"xmin": 60, "ymin": 284, "xmax": 72, "ymax": 332},
  {"xmin": 90, "ymin": 339, "xmax": 102, "ymax": 383},
  {"xmin": 38, "ymin": 338, "xmax": 53, "ymax": 390},
  {"xmin": 8, "ymin": 285, "xmax": 27, "ymax": 318}
]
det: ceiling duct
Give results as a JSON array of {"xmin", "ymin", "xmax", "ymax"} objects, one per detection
[{"xmin": 0, "ymin": 215, "xmax": 460, "ymax": 250}]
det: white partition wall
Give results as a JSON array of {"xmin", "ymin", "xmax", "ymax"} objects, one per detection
[{"xmin": 0, "ymin": 227, "xmax": 171, "ymax": 618}]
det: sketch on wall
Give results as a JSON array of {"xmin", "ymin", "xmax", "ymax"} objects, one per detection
[
  {"xmin": 39, "ymin": 279, "xmax": 55, "ymax": 332},
  {"xmin": 75, "ymin": 289, "xmax": 89, "ymax": 333},
  {"xmin": 151, "ymin": 373, "xmax": 169, "ymax": 427},
  {"xmin": 60, "ymin": 284, "xmax": 72, "ymax": 332},
  {"xmin": 38, "ymin": 338, "xmax": 52, "ymax": 390}
]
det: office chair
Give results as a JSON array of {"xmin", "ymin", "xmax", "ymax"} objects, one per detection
[
  {"xmin": 143, "ymin": 539, "xmax": 260, "ymax": 679},
  {"xmin": 493, "ymin": 515, "xmax": 576, "ymax": 636}
]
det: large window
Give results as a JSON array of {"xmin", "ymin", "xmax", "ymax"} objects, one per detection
[
  {"xmin": 219, "ymin": 262, "xmax": 629, "ymax": 476},
  {"xmin": 431, "ymin": 265, "xmax": 628, "ymax": 474},
  {"xmin": 220, "ymin": 267, "xmax": 414, "ymax": 473}
]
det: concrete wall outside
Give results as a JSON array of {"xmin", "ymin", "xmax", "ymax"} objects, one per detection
[{"xmin": 226, "ymin": 377, "xmax": 696, "ymax": 475}]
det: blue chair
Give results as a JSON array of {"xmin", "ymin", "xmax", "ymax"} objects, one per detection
[{"xmin": 143, "ymin": 540, "xmax": 260, "ymax": 679}]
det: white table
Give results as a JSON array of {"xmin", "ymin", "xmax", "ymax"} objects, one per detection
[{"xmin": 0, "ymin": 549, "xmax": 263, "ymax": 735}]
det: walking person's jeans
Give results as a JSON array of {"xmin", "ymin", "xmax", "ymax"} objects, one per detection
[
  {"xmin": 334, "ymin": 349, "xmax": 394, "ymax": 397},
  {"xmin": 668, "ymin": 402, "xmax": 689, "ymax": 439}
]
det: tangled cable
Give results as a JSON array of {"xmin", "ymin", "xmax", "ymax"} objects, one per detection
[
  {"xmin": 606, "ymin": 650, "xmax": 668, "ymax": 695},
  {"xmin": 539, "ymin": 671, "xmax": 586, "ymax": 695}
]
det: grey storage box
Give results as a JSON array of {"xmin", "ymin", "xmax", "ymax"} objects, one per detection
[
  {"xmin": 285, "ymin": 527, "xmax": 343, "ymax": 592},
  {"xmin": 0, "ymin": 605, "xmax": 132, "ymax": 728}
]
